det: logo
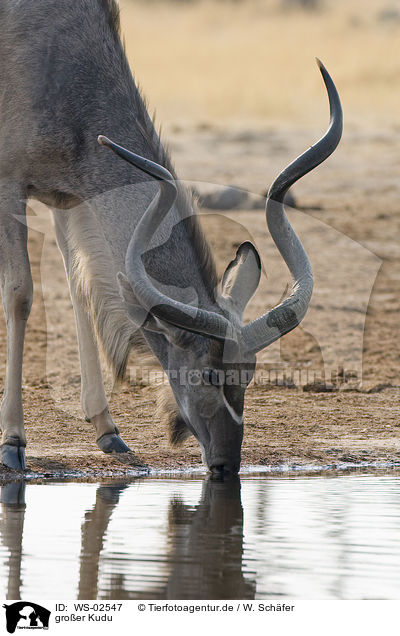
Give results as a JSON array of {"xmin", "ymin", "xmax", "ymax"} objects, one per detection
[{"xmin": 2, "ymin": 603, "xmax": 51, "ymax": 634}]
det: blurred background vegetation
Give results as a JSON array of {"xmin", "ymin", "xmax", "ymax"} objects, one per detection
[{"xmin": 118, "ymin": 0, "xmax": 400, "ymax": 130}]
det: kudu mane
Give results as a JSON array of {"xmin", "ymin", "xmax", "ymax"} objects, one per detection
[{"xmin": 98, "ymin": 0, "xmax": 121, "ymax": 37}]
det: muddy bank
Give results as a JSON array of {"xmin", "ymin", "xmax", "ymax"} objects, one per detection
[{"xmin": 1, "ymin": 384, "xmax": 400, "ymax": 482}]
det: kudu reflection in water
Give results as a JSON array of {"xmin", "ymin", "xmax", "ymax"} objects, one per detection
[
  {"xmin": 164, "ymin": 476, "xmax": 255, "ymax": 599},
  {"xmin": 0, "ymin": 478, "xmax": 254, "ymax": 600},
  {"xmin": 79, "ymin": 477, "xmax": 255, "ymax": 599}
]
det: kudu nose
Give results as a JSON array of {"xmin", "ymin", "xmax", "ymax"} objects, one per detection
[{"xmin": 210, "ymin": 460, "xmax": 240, "ymax": 476}]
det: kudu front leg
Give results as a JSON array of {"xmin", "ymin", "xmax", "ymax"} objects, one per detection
[
  {"xmin": 71, "ymin": 301, "xmax": 147, "ymax": 464},
  {"xmin": 72, "ymin": 299, "xmax": 132, "ymax": 455},
  {"xmin": 53, "ymin": 212, "xmax": 139, "ymax": 464},
  {"xmin": 0, "ymin": 191, "xmax": 33, "ymax": 470}
]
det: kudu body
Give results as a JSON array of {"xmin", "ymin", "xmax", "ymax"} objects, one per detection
[{"xmin": 0, "ymin": 0, "xmax": 342, "ymax": 472}]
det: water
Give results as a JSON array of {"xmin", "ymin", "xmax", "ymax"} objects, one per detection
[{"xmin": 1, "ymin": 472, "xmax": 400, "ymax": 600}]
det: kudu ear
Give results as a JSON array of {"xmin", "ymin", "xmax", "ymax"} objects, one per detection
[
  {"xmin": 117, "ymin": 272, "xmax": 196, "ymax": 348},
  {"xmin": 220, "ymin": 241, "xmax": 261, "ymax": 316}
]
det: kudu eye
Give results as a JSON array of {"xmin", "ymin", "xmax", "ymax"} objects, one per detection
[{"xmin": 203, "ymin": 368, "xmax": 223, "ymax": 386}]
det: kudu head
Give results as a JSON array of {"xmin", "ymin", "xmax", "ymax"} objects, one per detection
[{"xmin": 98, "ymin": 60, "xmax": 342, "ymax": 475}]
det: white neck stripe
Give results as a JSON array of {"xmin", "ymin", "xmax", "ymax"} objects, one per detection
[{"xmin": 221, "ymin": 390, "xmax": 243, "ymax": 425}]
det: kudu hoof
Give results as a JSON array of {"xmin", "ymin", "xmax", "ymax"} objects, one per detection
[
  {"xmin": 96, "ymin": 433, "xmax": 148, "ymax": 469},
  {"xmin": 1, "ymin": 442, "xmax": 26, "ymax": 471},
  {"xmin": 97, "ymin": 432, "xmax": 131, "ymax": 453}
]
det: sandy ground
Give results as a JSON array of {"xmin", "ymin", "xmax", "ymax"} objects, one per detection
[{"xmin": 1, "ymin": 118, "xmax": 400, "ymax": 480}]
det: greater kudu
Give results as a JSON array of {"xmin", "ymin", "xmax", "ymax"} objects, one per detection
[{"xmin": 0, "ymin": 0, "xmax": 342, "ymax": 472}]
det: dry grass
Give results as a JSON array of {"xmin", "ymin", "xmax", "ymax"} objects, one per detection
[{"xmin": 119, "ymin": 0, "xmax": 400, "ymax": 128}]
